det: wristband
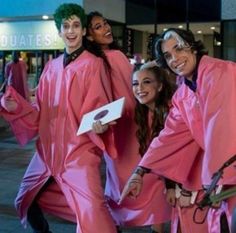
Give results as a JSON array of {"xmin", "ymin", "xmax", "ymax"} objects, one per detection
[{"xmin": 134, "ymin": 167, "xmax": 146, "ymax": 177}]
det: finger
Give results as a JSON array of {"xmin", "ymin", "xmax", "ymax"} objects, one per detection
[
  {"xmin": 118, "ymin": 186, "xmax": 131, "ymax": 204},
  {"xmin": 171, "ymin": 198, "xmax": 176, "ymax": 207},
  {"xmin": 108, "ymin": 121, "xmax": 117, "ymax": 126}
]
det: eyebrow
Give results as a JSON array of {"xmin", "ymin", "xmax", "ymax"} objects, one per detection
[{"xmin": 162, "ymin": 43, "xmax": 178, "ymax": 55}]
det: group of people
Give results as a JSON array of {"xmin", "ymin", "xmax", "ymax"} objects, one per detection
[{"xmin": 0, "ymin": 2, "xmax": 236, "ymax": 233}]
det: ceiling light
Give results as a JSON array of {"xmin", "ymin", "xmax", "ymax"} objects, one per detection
[
  {"xmin": 178, "ymin": 25, "xmax": 183, "ymax": 29},
  {"xmin": 210, "ymin": 26, "xmax": 215, "ymax": 30},
  {"xmin": 197, "ymin": 30, "xmax": 202, "ymax": 34}
]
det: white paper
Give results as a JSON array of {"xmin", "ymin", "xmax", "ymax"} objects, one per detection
[{"xmin": 77, "ymin": 97, "xmax": 125, "ymax": 136}]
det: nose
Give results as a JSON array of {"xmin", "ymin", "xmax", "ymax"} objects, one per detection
[
  {"xmin": 170, "ymin": 51, "xmax": 179, "ymax": 62},
  {"xmin": 68, "ymin": 26, "xmax": 74, "ymax": 33},
  {"xmin": 136, "ymin": 82, "xmax": 144, "ymax": 90}
]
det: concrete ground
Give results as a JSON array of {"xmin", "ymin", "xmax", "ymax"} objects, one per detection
[{"xmin": 0, "ymin": 121, "xmax": 167, "ymax": 233}]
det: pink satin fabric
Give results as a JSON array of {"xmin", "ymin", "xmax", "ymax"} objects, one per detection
[
  {"xmin": 139, "ymin": 55, "xmax": 236, "ymax": 230},
  {"xmin": 103, "ymin": 50, "xmax": 172, "ymax": 226},
  {"xmin": 171, "ymin": 191, "xmax": 208, "ymax": 233}
]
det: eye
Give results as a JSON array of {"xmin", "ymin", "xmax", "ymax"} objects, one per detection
[
  {"xmin": 163, "ymin": 53, "xmax": 171, "ymax": 61},
  {"xmin": 132, "ymin": 81, "xmax": 139, "ymax": 86},
  {"xmin": 73, "ymin": 22, "xmax": 81, "ymax": 28},
  {"xmin": 93, "ymin": 24, "xmax": 102, "ymax": 30},
  {"xmin": 104, "ymin": 20, "xmax": 108, "ymax": 26},
  {"xmin": 62, "ymin": 23, "xmax": 70, "ymax": 30},
  {"xmin": 143, "ymin": 79, "xmax": 153, "ymax": 84}
]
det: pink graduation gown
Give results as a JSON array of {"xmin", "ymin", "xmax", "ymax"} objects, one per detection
[
  {"xmin": 139, "ymin": 55, "xmax": 236, "ymax": 232},
  {"xmin": 5, "ymin": 60, "xmax": 29, "ymax": 101},
  {"xmin": 103, "ymin": 50, "xmax": 172, "ymax": 226},
  {"xmin": 0, "ymin": 51, "xmax": 117, "ymax": 233}
]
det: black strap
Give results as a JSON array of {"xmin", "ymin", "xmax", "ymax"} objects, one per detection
[
  {"xmin": 63, "ymin": 46, "xmax": 85, "ymax": 67},
  {"xmin": 198, "ymin": 154, "xmax": 236, "ymax": 208}
]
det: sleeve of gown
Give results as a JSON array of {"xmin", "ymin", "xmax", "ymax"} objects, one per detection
[
  {"xmin": 77, "ymin": 58, "xmax": 117, "ymax": 158},
  {"xmin": 199, "ymin": 58, "xmax": 236, "ymax": 185},
  {"xmin": 139, "ymin": 97, "xmax": 201, "ymax": 185},
  {"xmin": 0, "ymin": 63, "xmax": 50, "ymax": 146}
]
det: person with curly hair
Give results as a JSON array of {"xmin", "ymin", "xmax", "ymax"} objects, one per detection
[
  {"xmin": 120, "ymin": 28, "xmax": 236, "ymax": 233},
  {"xmin": 86, "ymin": 11, "xmax": 175, "ymax": 233},
  {"xmin": 0, "ymin": 3, "xmax": 118, "ymax": 233}
]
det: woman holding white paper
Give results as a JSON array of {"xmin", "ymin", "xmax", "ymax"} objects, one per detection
[{"xmin": 85, "ymin": 11, "xmax": 174, "ymax": 233}]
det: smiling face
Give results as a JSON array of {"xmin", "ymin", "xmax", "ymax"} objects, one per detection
[
  {"xmin": 59, "ymin": 15, "xmax": 86, "ymax": 54},
  {"xmin": 132, "ymin": 69, "xmax": 162, "ymax": 111},
  {"xmin": 161, "ymin": 37, "xmax": 197, "ymax": 80},
  {"xmin": 87, "ymin": 15, "xmax": 113, "ymax": 49}
]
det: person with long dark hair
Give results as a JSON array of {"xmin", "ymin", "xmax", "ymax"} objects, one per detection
[
  {"xmin": 86, "ymin": 11, "xmax": 173, "ymax": 233},
  {"xmin": 120, "ymin": 28, "xmax": 236, "ymax": 233}
]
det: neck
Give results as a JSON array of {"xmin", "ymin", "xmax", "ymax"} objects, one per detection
[
  {"xmin": 101, "ymin": 44, "xmax": 110, "ymax": 50},
  {"xmin": 66, "ymin": 46, "xmax": 82, "ymax": 55}
]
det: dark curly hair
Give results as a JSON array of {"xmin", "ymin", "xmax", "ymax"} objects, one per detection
[
  {"xmin": 54, "ymin": 3, "xmax": 87, "ymax": 31},
  {"xmin": 83, "ymin": 11, "xmax": 121, "ymax": 70},
  {"xmin": 155, "ymin": 28, "xmax": 208, "ymax": 71},
  {"xmin": 133, "ymin": 64, "xmax": 176, "ymax": 155}
]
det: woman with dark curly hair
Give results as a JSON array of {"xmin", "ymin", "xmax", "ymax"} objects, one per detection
[
  {"xmin": 120, "ymin": 28, "xmax": 236, "ymax": 233},
  {"xmin": 132, "ymin": 63, "xmax": 175, "ymax": 156},
  {"xmin": 86, "ymin": 11, "xmax": 174, "ymax": 233}
]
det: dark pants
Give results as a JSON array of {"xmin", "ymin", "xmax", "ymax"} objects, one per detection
[{"xmin": 27, "ymin": 178, "xmax": 53, "ymax": 233}]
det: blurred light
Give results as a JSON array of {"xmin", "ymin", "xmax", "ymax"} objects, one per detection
[
  {"xmin": 178, "ymin": 25, "xmax": 183, "ymax": 29},
  {"xmin": 163, "ymin": 28, "xmax": 168, "ymax": 31},
  {"xmin": 42, "ymin": 15, "xmax": 49, "ymax": 20},
  {"xmin": 197, "ymin": 30, "xmax": 202, "ymax": 34},
  {"xmin": 216, "ymin": 41, "xmax": 221, "ymax": 46},
  {"xmin": 210, "ymin": 26, "xmax": 216, "ymax": 30}
]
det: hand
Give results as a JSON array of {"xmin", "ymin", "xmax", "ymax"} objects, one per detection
[
  {"xmin": 1, "ymin": 95, "xmax": 18, "ymax": 112},
  {"xmin": 92, "ymin": 120, "xmax": 116, "ymax": 134},
  {"xmin": 166, "ymin": 188, "xmax": 176, "ymax": 207},
  {"xmin": 118, "ymin": 173, "xmax": 143, "ymax": 204},
  {"xmin": 178, "ymin": 194, "xmax": 192, "ymax": 207},
  {"xmin": 211, "ymin": 201, "xmax": 222, "ymax": 208}
]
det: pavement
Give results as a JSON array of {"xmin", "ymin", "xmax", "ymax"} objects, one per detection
[{"xmin": 0, "ymin": 120, "xmax": 165, "ymax": 233}]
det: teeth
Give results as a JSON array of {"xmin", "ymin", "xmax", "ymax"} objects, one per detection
[
  {"xmin": 176, "ymin": 62, "xmax": 185, "ymax": 69},
  {"xmin": 138, "ymin": 92, "xmax": 147, "ymax": 97}
]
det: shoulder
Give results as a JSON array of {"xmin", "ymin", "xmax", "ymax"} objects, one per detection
[
  {"xmin": 199, "ymin": 55, "xmax": 236, "ymax": 70},
  {"xmin": 81, "ymin": 50, "xmax": 102, "ymax": 64},
  {"xmin": 198, "ymin": 55, "xmax": 236, "ymax": 80},
  {"xmin": 105, "ymin": 49, "xmax": 133, "ymax": 69},
  {"xmin": 105, "ymin": 49, "xmax": 127, "ymax": 60}
]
